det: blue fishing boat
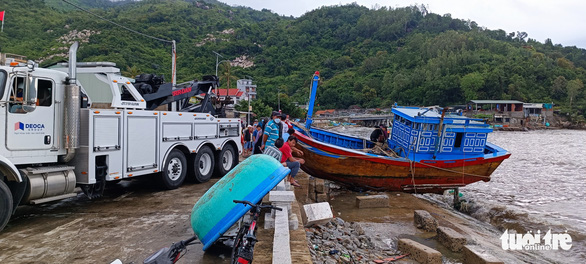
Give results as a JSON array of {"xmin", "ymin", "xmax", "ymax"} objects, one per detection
[{"xmin": 293, "ymin": 72, "xmax": 511, "ymax": 193}]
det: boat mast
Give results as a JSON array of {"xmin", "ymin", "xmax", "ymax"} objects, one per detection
[{"xmin": 305, "ymin": 71, "xmax": 320, "ymax": 130}]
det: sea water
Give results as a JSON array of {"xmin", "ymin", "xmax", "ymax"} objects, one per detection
[
  {"xmin": 328, "ymin": 126, "xmax": 586, "ymax": 262},
  {"xmin": 465, "ymin": 130, "xmax": 586, "ymax": 262}
]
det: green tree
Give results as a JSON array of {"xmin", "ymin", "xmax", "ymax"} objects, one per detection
[
  {"xmin": 219, "ymin": 62, "xmax": 238, "ymax": 89},
  {"xmin": 235, "ymin": 99, "xmax": 273, "ymax": 119},
  {"xmin": 122, "ymin": 65, "xmax": 142, "ymax": 78},
  {"xmin": 460, "ymin": 72, "xmax": 485, "ymax": 101},
  {"xmin": 551, "ymin": 76, "xmax": 567, "ymax": 100},
  {"xmin": 361, "ymin": 85, "xmax": 378, "ymax": 107},
  {"xmin": 3, "ymin": 0, "xmax": 586, "ymax": 117},
  {"xmin": 567, "ymin": 79, "xmax": 584, "ymax": 110}
]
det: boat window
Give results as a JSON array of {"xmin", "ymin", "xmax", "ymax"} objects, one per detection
[
  {"xmin": 429, "ymin": 125, "xmax": 435, "ymax": 131},
  {"xmin": 413, "ymin": 123, "xmax": 420, "ymax": 130},
  {"xmin": 406, "ymin": 120, "xmax": 412, "ymax": 127},
  {"xmin": 454, "ymin": 133, "xmax": 463, "ymax": 148}
]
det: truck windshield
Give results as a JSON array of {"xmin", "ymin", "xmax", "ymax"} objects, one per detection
[{"xmin": 0, "ymin": 71, "xmax": 6, "ymax": 100}]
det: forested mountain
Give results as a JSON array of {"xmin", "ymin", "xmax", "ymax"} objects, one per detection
[{"xmin": 0, "ymin": 0, "xmax": 585, "ymax": 119}]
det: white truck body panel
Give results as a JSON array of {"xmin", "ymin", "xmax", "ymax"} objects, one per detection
[
  {"xmin": 0, "ymin": 50, "xmax": 243, "ymax": 231},
  {"xmin": 125, "ymin": 111, "xmax": 158, "ymax": 176},
  {"xmin": 0, "ymin": 64, "xmax": 242, "ymax": 184}
]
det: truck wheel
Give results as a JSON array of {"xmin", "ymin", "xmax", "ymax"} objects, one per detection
[
  {"xmin": 160, "ymin": 149, "xmax": 187, "ymax": 189},
  {"xmin": 215, "ymin": 144, "xmax": 238, "ymax": 177},
  {"xmin": 0, "ymin": 181, "xmax": 14, "ymax": 232},
  {"xmin": 192, "ymin": 146, "xmax": 215, "ymax": 183}
]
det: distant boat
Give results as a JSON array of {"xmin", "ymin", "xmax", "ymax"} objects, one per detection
[{"xmin": 293, "ymin": 72, "xmax": 511, "ymax": 194}]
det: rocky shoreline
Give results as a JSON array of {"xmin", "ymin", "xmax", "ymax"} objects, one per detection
[
  {"xmin": 305, "ymin": 218, "xmax": 404, "ymax": 264},
  {"xmin": 294, "ymin": 177, "xmax": 568, "ymax": 263}
]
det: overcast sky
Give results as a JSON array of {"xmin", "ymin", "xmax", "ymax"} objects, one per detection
[{"xmin": 220, "ymin": 0, "xmax": 586, "ymax": 49}]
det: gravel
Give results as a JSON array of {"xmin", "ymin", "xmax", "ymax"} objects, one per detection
[{"xmin": 305, "ymin": 218, "xmax": 402, "ymax": 263}]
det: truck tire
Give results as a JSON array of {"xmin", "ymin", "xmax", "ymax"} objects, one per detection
[
  {"xmin": 0, "ymin": 181, "xmax": 13, "ymax": 232},
  {"xmin": 192, "ymin": 146, "xmax": 215, "ymax": 183},
  {"xmin": 160, "ymin": 149, "xmax": 187, "ymax": 189},
  {"xmin": 215, "ymin": 144, "xmax": 238, "ymax": 177}
]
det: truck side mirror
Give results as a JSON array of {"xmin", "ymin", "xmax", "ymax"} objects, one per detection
[{"xmin": 22, "ymin": 76, "xmax": 37, "ymax": 113}]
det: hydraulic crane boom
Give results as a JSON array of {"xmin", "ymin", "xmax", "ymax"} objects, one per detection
[{"xmin": 131, "ymin": 74, "xmax": 220, "ymax": 114}]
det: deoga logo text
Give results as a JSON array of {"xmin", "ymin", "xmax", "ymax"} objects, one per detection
[
  {"xmin": 14, "ymin": 122, "xmax": 45, "ymax": 131},
  {"xmin": 501, "ymin": 229, "xmax": 572, "ymax": 251}
]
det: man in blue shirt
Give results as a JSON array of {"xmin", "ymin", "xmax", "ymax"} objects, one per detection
[{"xmin": 262, "ymin": 111, "xmax": 282, "ymax": 150}]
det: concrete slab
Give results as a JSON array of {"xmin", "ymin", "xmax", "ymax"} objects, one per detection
[
  {"xmin": 264, "ymin": 213, "xmax": 275, "ymax": 229},
  {"xmin": 463, "ymin": 245, "xmax": 504, "ymax": 264},
  {"xmin": 289, "ymin": 213, "xmax": 299, "ymax": 230},
  {"xmin": 275, "ymin": 179, "xmax": 287, "ymax": 191},
  {"xmin": 437, "ymin": 226, "xmax": 467, "ymax": 252},
  {"xmin": 269, "ymin": 191, "xmax": 296, "ymax": 203},
  {"xmin": 398, "ymin": 239, "xmax": 442, "ymax": 264},
  {"xmin": 273, "ymin": 206, "xmax": 291, "ymax": 264},
  {"xmin": 284, "ymin": 181, "xmax": 292, "ymax": 191},
  {"xmin": 303, "ymin": 202, "xmax": 333, "ymax": 227},
  {"xmin": 356, "ymin": 194, "xmax": 390, "ymax": 208},
  {"xmin": 316, "ymin": 193, "xmax": 328, "ymax": 202},
  {"xmin": 414, "ymin": 210, "xmax": 438, "ymax": 232},
  {"xmin": 271, "ymin": 202, "xmax": 292, "ymax": 218}
]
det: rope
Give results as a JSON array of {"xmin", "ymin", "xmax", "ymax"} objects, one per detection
[
  {"xmin": 412, "ymin": 160, "xmax": 492, "ymax": 179},
  {"xmin": 356, "ymin": 145, "xmax": 399, "ymax": 158},
  {"xmin": 410, "ymin": 160, "xmax": 417, "ymax": 194},
  {"xmin": 61, "ymin": 0, "xmax": 174, "ymax": 43},
  {"xmin": 298, "ymin": 141, "xmax": 492, "ymax": 179},
  {"xmin": 407, "ymin": 138, "xmax": 417, "ymax": 194},
  {"xmin": 457, "ymin": 120, "xmax": 470, "ymax": 187},
  {"xmin": 297, "ymin": 121, "xmax": 494, "ymax": 190}
]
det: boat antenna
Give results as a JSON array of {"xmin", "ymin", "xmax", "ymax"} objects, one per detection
[{"xmin": 305, "ymin": 71, "xmax": 320, "ymax": 130}]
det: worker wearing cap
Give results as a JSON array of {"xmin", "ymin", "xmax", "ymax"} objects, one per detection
[{"xmin": 261, "ymin": 111, "xmax": 282, "ymax": 150}]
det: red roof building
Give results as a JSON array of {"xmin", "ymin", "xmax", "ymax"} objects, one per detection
[
  {"xmin": 210, "ymin": 88, "xmax": 248, "ymax": 105},
  {"xmin": 315, "ymin": 109, "xmax": 336, "ymax": 117},
  {"xmin": 200, "ymin": 79, "xmax": 257, "ymax": 106},
  {"xmin": 213, "ymin": 88, "xmax": 244, "ymax": 97}
]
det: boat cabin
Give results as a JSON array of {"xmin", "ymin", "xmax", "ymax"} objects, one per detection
[{"xmin": 389, "ymin": 106, "xmax": 493, "ymax": 161}]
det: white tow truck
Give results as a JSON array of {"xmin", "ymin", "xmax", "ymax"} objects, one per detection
[{"xmin": 0, "ymin": 42, "xmax": 242, "ymax": 231}]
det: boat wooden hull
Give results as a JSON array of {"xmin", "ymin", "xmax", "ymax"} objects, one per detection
[{"xmin": 294, "ymin": 131, "xmax": 510, "ymax": 194}]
